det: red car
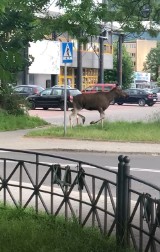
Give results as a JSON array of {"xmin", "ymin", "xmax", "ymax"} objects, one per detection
[{"xmin": 82, "ymin": 83, "xmax": 116, "ymax": 94}]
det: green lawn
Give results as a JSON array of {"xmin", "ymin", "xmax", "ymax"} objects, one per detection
[
  {"xmin": 0, "ymin": 205, "xmax": 133, "ymax": 252},
  {"xmin": 26, "ymin": 120, "xmax": 160, "ymax": 143},
  {"xmin": 0, "ymin": 111, "xmax": 48, "ymax": 131},
  {"xmin": 0, "ymin": 109, "xmax": 160, "ymax": 143}
]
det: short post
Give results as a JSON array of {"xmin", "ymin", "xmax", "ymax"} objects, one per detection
[
  {"xmin": 122, "ymin": 156, "xmax": 130, "ymax": 248},
  {"xmin": 116, "ymin": 155, "xmax": 130, "ymax": 247}
]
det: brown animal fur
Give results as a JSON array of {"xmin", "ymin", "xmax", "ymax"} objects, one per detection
[{"xmin": 69, "ymin": 87, "xmax": 128, "ymax": 127}]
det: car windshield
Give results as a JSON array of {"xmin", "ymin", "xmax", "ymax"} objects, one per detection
[
  {"xmin": 40, "ymin": 88, "xmax": 52, "ymax": 96},
  {"xmin": 151, "ymin": 88, "xmax": 160, "ymax": 93},
  {"xmin": 37, "ymin": 87, "xmax": 44, "ymax": 92},
  {"xmin": 70, "ymin": 89, "xmax": 81, "ymax": 96}
]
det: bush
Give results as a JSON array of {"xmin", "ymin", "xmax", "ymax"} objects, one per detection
[{"xmin": 0, "ymin": 85, "xmax": 29, "ymax": 116}]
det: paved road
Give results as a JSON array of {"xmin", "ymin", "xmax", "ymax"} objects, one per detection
[
  {"xmin": 28, "ymin": 103, "xmax": 160, "ymax": 125},
  {"xmin": 1, "ymin": 150, "xmax": 160, "ymax": 200}
]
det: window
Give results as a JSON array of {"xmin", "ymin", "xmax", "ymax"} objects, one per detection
[
  {"xmin": 104, "ymin": 86, "xmax": 112, "ymax": 91},
  {"xmin": 41, "ymin": 88, "xmax": 52, "ymax": 96},
  {"xmin": 92, "ymin": 86, "xmax": 102, "ymax": 91},
  {"xmin": 14, "ymin": 86, "xmax": 24, "ymax": 92},
  {"xmin": 131, "ymin": 53, "xmax": 136, "ymax": 57},
  {"xmin": 52, "ymin": 89, "xmax": 62, "ymax": 95},
  {"xmin": 130, "ymin": 89, "xmax": 137, "ymax": 95}
]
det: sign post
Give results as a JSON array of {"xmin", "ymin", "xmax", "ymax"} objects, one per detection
[{"xmin": 62, "ymin": 42, "xmax": 73, "ymax": 135}]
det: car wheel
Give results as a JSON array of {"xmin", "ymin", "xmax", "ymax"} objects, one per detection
[
  {"xmin": 60, "ymin": 102, "xmax": 68, "ymax": 111},
  {"xmin": 138, "ymin": 99, "xmax": 145, "ymax": 106},
  {"xmin": 43, "ymin": 107, "xmax": 48, "ymax": 110},
  {"xmin": 117, "ymin": 102, "xmax": 123, "ymax": 105},
  {"xmin": 147, "ymin": 102, "xmax": 154, "ymax": 107},
  {"xmin": 31, "ymin": 102, "xmax": 36, "ymax": 110},
  {"xmin": 110, "ymin": 99, "xmax": 115, "ymax": 105}
]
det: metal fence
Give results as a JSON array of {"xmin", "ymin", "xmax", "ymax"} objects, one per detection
[{"xmin": 0, "ymin": 148, "xmax": 160, "ymax": 252}]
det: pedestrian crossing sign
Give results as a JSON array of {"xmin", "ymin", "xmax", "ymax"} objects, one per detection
[{"xmin": 62, "ymin": 42, "xmax": 73, "ymax": 63}]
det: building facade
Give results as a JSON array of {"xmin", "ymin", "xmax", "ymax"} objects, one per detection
[
  {"xmin": 21, "ymin": 33, "xmax": 113, "ymax": 91},
  {"xmin": 124, "ymin": 39, "xmax": 157, "ymax": 72}
]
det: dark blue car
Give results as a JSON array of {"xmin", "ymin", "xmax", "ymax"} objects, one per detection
[{"xmin": 115, "ymin": 88, "xmax": 157, "ymax": 106}]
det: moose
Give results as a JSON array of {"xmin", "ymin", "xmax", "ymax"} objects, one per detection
[{"xmin": 69, "ymin": 86, "xmax": 128, "ymax": 128}]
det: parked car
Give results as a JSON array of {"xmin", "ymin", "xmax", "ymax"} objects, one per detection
[
  {"xmin": 13, "ymin": 85, "xmax": 44, "ymax": 97},
  {"xmin": 115, "ymin": 88, "xmax": 158, "ymax": 106},
  {"xmin": 82, "ymin": 83, "xmax": 117, "ymax": 104},
  {"xmin": 82, "ymin": 83, "xmax": 116, "ymax": 93},
  {"xmin": 27, "ymin": 86, "xmax": 81, "ymax": 110},
  {"xmin": 151, "ymin": 87, "xmax": 160, "ymax": 101}
]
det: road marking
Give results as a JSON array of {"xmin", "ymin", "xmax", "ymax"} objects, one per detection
[
  {"xmin": 105, "ymin": 166, "xmax": 160, "ymax": 173},
  {"xmin": 0, "ymin": 160, "xmax": 160, "ymax": 173}
]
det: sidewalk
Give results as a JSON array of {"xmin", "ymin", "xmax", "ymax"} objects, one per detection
[{"xmin": 0, "ymin": 128, "xmax": 160, "ymax": 154}]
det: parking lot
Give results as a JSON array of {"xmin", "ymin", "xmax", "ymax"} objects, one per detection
[{"xmin": 28, "ymin": 102, "xmax": 160, "ymax": 126}]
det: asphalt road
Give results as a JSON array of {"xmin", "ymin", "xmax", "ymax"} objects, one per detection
[
  {"xmin": 28, "ymin": 102, "xmax": 160, "ymax": 125},
  {"xmin": 1, "ymin": 150, "xmax": 159, "ymax": 200}
]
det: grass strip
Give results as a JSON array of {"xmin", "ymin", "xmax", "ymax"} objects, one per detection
[
  {"xmin": 0, "ymin": 111, "xmax": 48, "ymax": 131},
  {"xmin": 0, "ymin": 205, "xmax": 133, "ymax": 252},
  {"xmin": 26, "ymin": 120, "xmax": 160, "ymax": 142}
]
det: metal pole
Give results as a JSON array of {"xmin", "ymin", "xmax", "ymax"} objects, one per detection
[
  {"xmin": 118, "ymin": 34, "xmax": 123, "ymax": 88},
  {"xmin": 64, "ymin": 63, "xmax": 67, "ymax": 135},
  {"xmin": 98, "ymin": 36, "xmax": 104, "ymax": 83},
  {"xmin": 116, "ymin": 155, "xmax": 124, "ymax": 245},
  {"xmin": 77, "ymin": 41, "xmax": 82, "ymax": 91},
  {"xmin": 122, "ymin": 156, "xmax": 130, "ymax": 248},
  {"xmin": 98, "ymin": 0, "xmax": 107, "ymax": 84},
  {"xmin": 51, "ymin": 32, "xmax": 58, "ymax": 86},
  {"xmin": 116, "ymin": 155, "xmax": 130, "ymax": 248},
  {"xmin": 23, "ymin": 45, "xmax": 29, "ymax": 85}
]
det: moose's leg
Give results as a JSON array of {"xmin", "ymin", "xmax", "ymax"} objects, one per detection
[
  {"xmin": 90, "ymin": 109, "xmax": 105, "ymax": 127},
  {"xmin": 69, "ymin": 109, "xmax": 85, "ymax": 127},
  {"xmin": 69, "ymin": 109, "xmax": 77, "ymax": 128},
  {"xmin": 77, "ymin": 113, "xmax": 85, "ymax": 124}
]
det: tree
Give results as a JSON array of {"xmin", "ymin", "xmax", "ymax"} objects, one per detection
[
  {"xmin": 0, "ymin": 0, "xmax": 159, "ymax": 86},
  {"xmin": 104, "ymin": 42, "xmax": 134, "ymax": 89},
  {"xmin": 52, "ymin": 0, "xmax": 160, "ymax": 42},
  {"xmin": 0, "ymin": 0, "xmax": 53, "ymax": 85},
  {"xmin": 143, "ymin": 42, "xmax": 160, "ymax": 81}
]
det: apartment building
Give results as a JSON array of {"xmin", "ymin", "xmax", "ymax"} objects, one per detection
[{"xmin": 124, "ymin": 39, "xmax": 157, "ymax": 72}]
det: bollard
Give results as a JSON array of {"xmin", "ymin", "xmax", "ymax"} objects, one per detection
[{"xmin": 116, "ymin": 155, "xmax": 130, "ymax": 247}]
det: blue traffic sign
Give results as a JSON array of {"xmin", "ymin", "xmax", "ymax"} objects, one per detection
[{"xmin": 62, "ymin": 42, "xmax": 73, "ymax": 63}]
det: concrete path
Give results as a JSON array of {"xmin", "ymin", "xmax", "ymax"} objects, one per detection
[{"xmin": 0, "ymin": 128, "xmax": 160, "ymax": 154}]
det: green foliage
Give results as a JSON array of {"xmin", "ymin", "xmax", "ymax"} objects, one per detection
[
  {"xmin": 0, "ymin": 109, "xmax": 48, "ymax": 131},
  {"xmin": 27, "ymin": 118, "xmax": 160, "ymax": 143},
  {"xmin": 0, "ymin": 84, "xmax": 28, "ymax": 115},
  {"xmin": 143, "ymin": 42, "xmax": 160, "ymax": 81},
  {"xmin": 0, "ymin": 204, "xmax": 133, "ymax": 252},
  {"xmin": 0, "ymin": 0, "xmax": 159, "ymax": 86},
  {"xmin": 0, "ymin": 0, "xmax": 52, "ymax": 84},
  {"xmin": 104, "ymin": 43, "xmax": 134, "ymax": 89},
  {"xmin": 157, "ymin": 76, "xmax": 160, "ymax": 86},
  {"xmin": 54, "ymin": 0, "xmax": 160, "ymax": 42}
]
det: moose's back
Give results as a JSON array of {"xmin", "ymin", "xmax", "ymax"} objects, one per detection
[{"xmin": 73, "ymin": 92, "xmax": 113, "ymax": 110}]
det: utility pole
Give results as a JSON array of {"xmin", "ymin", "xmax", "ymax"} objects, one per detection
[
  {"xmin": 51, "ymin": 32, "xmax": 58, "ymax": 87},
  {"xmin": 117, "ymin": 34, "xmax": 124, "ymax": 88},
  {"xmin": 98, "ymin": 35, "xmax": 104, "ymax": 83},
  {"xmin": 98, "ymin": 0, "xmax": 108, "ymax": 84},
  {"xmin": 23, "ymin": 45, "xmax": 29, "ymax": 85},
  {"xmin": 76, "ymin": 40, "xmax": 83, "ymax": 91}
]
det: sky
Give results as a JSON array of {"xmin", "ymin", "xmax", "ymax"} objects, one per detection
[{"xmin": 47, "ymin": 0, "xmax": 104, "ymax": 12}]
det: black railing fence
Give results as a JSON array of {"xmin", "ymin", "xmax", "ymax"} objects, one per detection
[{"xmin": 0, "ymin": 148, "xmax": 160, "ymax": 251}]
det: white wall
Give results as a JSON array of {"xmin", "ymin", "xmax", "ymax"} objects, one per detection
[{"xmin": 32, "ymin": 74, "xmax": 51, "ymax": 89}]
